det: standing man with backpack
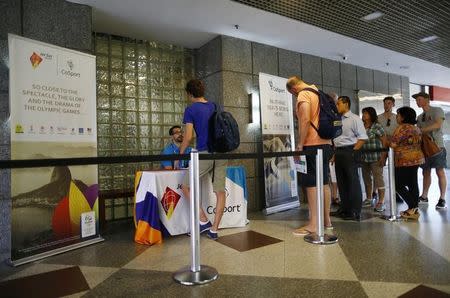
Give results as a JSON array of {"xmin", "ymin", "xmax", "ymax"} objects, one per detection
[
  {"xmin": 177, "ymin": 79, "xmax": 228, "ymax": 240},
  {"xmin": 286, "ymin": 76, "xmax": 335, "ymax": 236},
  {"xmin": 332, "ymin": 96, "xmax": 368, "ymax": 221}
]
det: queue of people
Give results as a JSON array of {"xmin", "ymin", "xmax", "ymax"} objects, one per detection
[
  {"xmin": 161, "ymin": 76, "xmax": 447, "ymax": 240},
  {"xmin": 287, "ymin": 74, "xmax": 447, "ymax": 236}
]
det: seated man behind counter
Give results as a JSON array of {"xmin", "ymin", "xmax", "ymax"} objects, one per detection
[{"xmin": 161, "ymin": 125, "xmax": 192, "ymax": 169}]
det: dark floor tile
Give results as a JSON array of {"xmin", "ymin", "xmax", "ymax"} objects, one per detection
[
  {"xmin": 399, "ymin": 284, "xmax": 450, "ymax": 298},
  {"xmin": 0, "ymin": 266, "xmax": 89, "ymax": 298},
  {"xmin": 42, "ymin": 240, "xmax": 148, "ymax": 268},
  {"xmin": 216, "ymin": 230, "xmax": 283, "ymax": 252},
  {"xmin": 40, "ymin": 219, "xmax": 148, "ymax": 268},
  {"xmin": 84, "ymin": 269, "xmax": 367, "ymax": 298},
  {"xmin": 335, "ymin": 221, "xmax": 450, "ymax": 284}
]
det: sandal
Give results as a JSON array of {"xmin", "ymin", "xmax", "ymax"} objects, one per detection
[
  {"xmin": 292, "ymin": 227, "xmax": 313, "ymax": 236},
  {"xmin": 400, "ymin": 209, "xmax": 420, "ymax": 220}
]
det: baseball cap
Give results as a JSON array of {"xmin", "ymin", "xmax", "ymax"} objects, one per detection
[{"xmin": 412, "ymin": 92, "xmax": 431, "ymax": 100}]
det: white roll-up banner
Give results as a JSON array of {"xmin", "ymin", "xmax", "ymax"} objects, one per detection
[
  {"xmin": 8, "ymin": 34, "xmax": 99, "ymax": 262},
  {"xmin": 258, "ymin": 73, "xmax": 299, "ymax": 213}
]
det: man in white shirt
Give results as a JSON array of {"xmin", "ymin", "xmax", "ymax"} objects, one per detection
[{"xmin": 332, "ymin": 96, "xmax": 368, "ymax": 221}]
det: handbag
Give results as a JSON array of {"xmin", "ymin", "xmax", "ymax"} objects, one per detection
[{"xmin": 421, "ymin": 133, "xmax": 442, "ymax": 158}]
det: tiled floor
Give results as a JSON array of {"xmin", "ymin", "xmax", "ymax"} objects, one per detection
[{"xmin": 1, "ymin": 172, "xmax": 450, "ymax": 297}]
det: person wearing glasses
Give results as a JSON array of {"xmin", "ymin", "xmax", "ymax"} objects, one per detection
[
  {"xmin": 378, "ymin": 96, "xmax": 398, "ymax": 141},
  {"xmin": 160, "ymin": 125, "xmax": 192, "ymax": 169},
  {"xmin": 414, "ymin": 92, "xmax": 447, "ymax": 209},
  {"xmin": 332, "ymin": 96, "xmax": 368, "ymax": 221}
]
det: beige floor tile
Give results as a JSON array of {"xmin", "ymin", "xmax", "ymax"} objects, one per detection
[
  {"xmin": 397, "ymin": 222, "xmax": 450, "ymax": 261},
  {"xmin": 1, "ymin": 263, "xmax": 73, "ymax": 281},
  {"xmin": 284, "ymin": 235, "xmax": 358, "ymax": 281},
  {"xmin": 125, "ymin": 223, "xmax": 287, "ymax": 277},
  {"xmin": 201, "ymin": 241, "xmax": 286, "ymax": 277},
  {"xmin": 360, "ymin": 281, "xmax": 419, "ymax": 298},
  {"xmin": 78, "ymin": 266, "xmax": 119, "ymax": 289}
]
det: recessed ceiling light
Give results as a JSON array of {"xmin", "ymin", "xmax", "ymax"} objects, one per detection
[
  {"xmin": 419, "ymin": 35, "xmax": 438, "ymax": 42},
  {"xmin": 361, "ymin": 11, "xmax": 384, "ymax": 21}
]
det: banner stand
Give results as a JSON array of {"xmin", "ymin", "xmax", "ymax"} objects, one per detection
[
  {"xmin": 9, "ymin": 236, "xmax": 104, "ymax": 267},
  {"xmin": 263, "ymin": 201, "xmax": 300, "ymax": 215},
  {"xmin": 8, "ymin": 34, "xmax": 100, "ymax": 264}
]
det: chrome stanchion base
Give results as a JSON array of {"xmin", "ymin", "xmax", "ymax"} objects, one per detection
[
  {"xmin": 304, "ymin": 233, "xmax": 338, "ymax": 245},
  {"xmin": 381, "ymin": 215, "xmax": 403, "ymax": 222},
  {"xmin": 173, "ymin": 265, "xmax": 218, "ymax": 286}
]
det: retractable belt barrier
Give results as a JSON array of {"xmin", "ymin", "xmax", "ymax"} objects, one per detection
[{"xmin": 1, "ymin": 147, "xmax": 398, "ymax": 285}]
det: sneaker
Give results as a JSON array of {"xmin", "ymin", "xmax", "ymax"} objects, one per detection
[
  {"xmin": 436, "ymin": 199, "xmax": 447, "ymax": 209},
  {"xmin": 207, "ymin": 230, "xmax": 218, "ymax": 240},
  {"xmin": 362, "ymin": 199, "xmax": 372, "ymax": 207},
  {"xmin": 188, "ymin": 221, "xmax": 212, "ymax": 236},
  {"xmin": 200, "ymin": 221, "xmax": 212, "ymax": 234},
  {"xmin": 374, "ymin": 203, "xmax": 386, "ymax": 212},
  {"xmin": 419, "ymin": 196, "xmax": 428, "ymax": 204}
]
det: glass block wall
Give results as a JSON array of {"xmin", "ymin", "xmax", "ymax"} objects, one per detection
[{"xmin": 94, "ymin": 33, "xmax": 194, "ymax": 220}]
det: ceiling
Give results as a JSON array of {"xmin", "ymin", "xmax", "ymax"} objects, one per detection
[
  {"xmin": 69, "ymin": 0, "xmax": 450, "ymax": 88},
  {"xmin": 233, "ymin": 0, "xmax": 450, "ymax": 69}
]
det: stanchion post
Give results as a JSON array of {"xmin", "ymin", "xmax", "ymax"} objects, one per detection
[
  {"xmin": 382, "ymin": 147, "xmax": 401, "ymax": 221},
  {"xmin": 190, "ymin": 150, "xmax": 201, "ymax": 272},
  {"xmin": 304, "ymin": 149, "xmax": 338, "ymax": 245},
  {"xmin": 173, "ymin": 150, "xmax": 218, "ymax": 285}
]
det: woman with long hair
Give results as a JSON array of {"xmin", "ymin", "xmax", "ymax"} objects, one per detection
[{"xmin": 390, "ymin": 107, "xmax": 425, "ymax": 220}]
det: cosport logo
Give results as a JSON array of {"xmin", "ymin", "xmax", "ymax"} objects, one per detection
[
  {"xmin": 268, "ymin": 80, "xmax": 285, "ymax": 93},
  {"xmin": 60, "ymin": 60, "xmax": 81, "ymax": 78},
  {"xmin": 207, "ymin": 204, "xmax": 241, "ymax": 214}
]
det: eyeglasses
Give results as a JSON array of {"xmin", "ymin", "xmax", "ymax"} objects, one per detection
[
  {"xmin": 386, "ymin": 119, "xmax": 391, "ymax": 127},
  {"xmin": 422, "ymin": 113, "xmax": 426, "ymax": 122}
]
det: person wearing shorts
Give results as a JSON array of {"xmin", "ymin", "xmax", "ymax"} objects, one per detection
[
  {"xmin": 287, "ymin": 76, "xmax": 333, "ymax": 236},
  {"xmin": 178, "ymin": 79, "xmax": 227, "ymax": 240},
  {"xmin": 414, "ymin": 92, "xmax": 447, "ymax": 209}
]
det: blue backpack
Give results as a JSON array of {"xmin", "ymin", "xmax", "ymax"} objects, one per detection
[
  {"xmin": 301, "ymin": 88, "xmax": 342, "ymax": 139},
  {"xmin": 208, "ymin": 103, "xmax": 240, "ymax": 153}
]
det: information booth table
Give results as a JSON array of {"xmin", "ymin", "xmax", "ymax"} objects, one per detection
[{"xmin": 133, "ymin": 166, "xmax": 248, "ymax": 245}]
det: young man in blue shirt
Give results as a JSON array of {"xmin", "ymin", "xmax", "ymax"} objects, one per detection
[
  {"xmin": 177, "ymin": 79, "xmax": 227, "ymax": 240},
  {"xmin": 160, "ymin": 125, "xmax": 191, "ymax": 169}
]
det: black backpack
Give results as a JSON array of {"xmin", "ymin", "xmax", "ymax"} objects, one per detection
[
  {"xmin": 207, "ymin": 102, "xmax": 240, "ymax": 153},
  {"xmin": 301, "ymin": 88, "xmax": 342, "ymax": 139}
]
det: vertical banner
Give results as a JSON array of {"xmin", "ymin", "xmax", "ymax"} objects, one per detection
[
  {"xmin": 8, "ymin": 34, "xmax": 100, "ymax": 262},
  {"xmin": 259, "ymin": 73, "xmax": 299, "ymax": 214}
]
